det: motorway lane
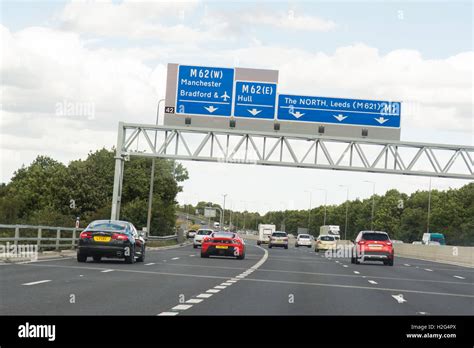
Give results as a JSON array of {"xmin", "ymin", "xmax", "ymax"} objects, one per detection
[
  {"xmin": 0, "ymin": 243, "xmax": 265, "ymax": 315},
  {"xmin": 0, "ymin": 240, "xmax": 472, "ymax": 315}
]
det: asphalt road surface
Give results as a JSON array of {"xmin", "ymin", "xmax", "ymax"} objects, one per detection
[{"xmin": 1, "ymin": 240, "xmax": 472, "ymax": 316}]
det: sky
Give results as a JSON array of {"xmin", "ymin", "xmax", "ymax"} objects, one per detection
[{"xmin": 0, "ymin": 0, "xmax": 473, "ymax": 214}]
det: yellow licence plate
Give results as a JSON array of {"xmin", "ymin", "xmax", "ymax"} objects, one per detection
[
  {"xmin": 216, "ymin": 245, "xmax": 228, "ymax": 249},
  {"xmin": 94, "ymin": 236, "xmax": 111, "ymax": 242}
]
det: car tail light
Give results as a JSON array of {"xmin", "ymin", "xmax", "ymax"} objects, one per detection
[
  {"xmin": 112, "ymin": 233, "xmax": 128, "ymax": 241},
  {"xmin": 386, "ymin": 242, "xmax": 392, "ymax": 246},
  {"xmin": 80, "ymin": 231, "xmax": 92, "ymax": 239},
  {"xmin": 232, "ymin": 239, "xmax": 242, "ymax": 245},
  {"xmin": 358, "ymin": 240, "xmax": 366, "ymax": 245},
  {"xmin": 283, "ymin": 237, "xmax": 288, "ymax": 241}
]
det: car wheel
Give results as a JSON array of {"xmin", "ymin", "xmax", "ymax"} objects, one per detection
[
  {"xmin": 93, "ymin": 255, "xmax": 102, "ymax": 262},
  {"xmin": 77, "ymin": 252, "xmax": 87, "ymax": 263},
  {"xmin": 125, "ymin": 245, "xmax": 135, "ymax": 264},
  {"xmin": 351, "ymin": 257, "xmax": 355, "ymax": 264},
  {"xmin": 237, "ymin": 252, "xmax": 245, "ymax": 260},
  {"xmin": 388, "ymin": 258, "xmax": 394, "ymax": 266},
  {"xmin": 268, "ymin": 244, "xmax": 272, "ymax": 249},
  {"xmin": 284, "ymin": 246, "xmax": 288, "ymax": 249},
  {"xmin": 201, "ymin": 251, "xmax": 209, "ymax": 258},
  {"xmin": 295, "ymin": 244, "xmax": 299, "ymax": 247},
  {"xmin": 355, "ymin": 258, "xmax": 360, "ymax": 264},
  {"xmin": 136, "ymin": 245, "xmax": 145, "ymax": 262},
  {"xmin": 257, "ymin": 241, "xmax": 261, "ymax": 246},
  {"xmin": 193, "ymin": 244, "xmax": 197, "ymax": 249}
]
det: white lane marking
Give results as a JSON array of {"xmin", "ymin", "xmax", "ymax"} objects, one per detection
[
  {"xmin": 343, "ymin": 265, "xmax": 348, "ymax": 268},
  {"xmin": 368, "ymin": 280, "xmax": 378, "ymax": 285},
  {"xmin": 158, "ymin": 312, "xmax": 179, "ymax": 316},
  {"xmin": 17, "ymin": 257, "xmax": 74, "ymax": 264},
  {"xmin": 236, "ymin": 275, "xmax": 245, "ymax": 278},
  {"xmin": 417, "ymin": 312, "xmax": 429, "ymax": 315},
  {"xmin": 227, "ymin": 280, "xmax": 237, "ymax": 283},
  {"xmin": 196, "ymin": 293, "xmax": 213, "ymax": 298},
  {"xmin": 22, "ymin": 280, "xmax": 51, "ymax": 286},
  {"xmin": 172, "ymin": 304, "xmax": 192, "ymax": 311},
  {"xmin": 424, "ymin": 268, "xmax": 433, "ymax": 272},
  {"xmin": 221, "ymin": 282, "xmax": 233, "ymax": 286},
  {"xmin": 101, "ymin": 269, "xmax": 114, "ymax": 273},
  {"xmin": 392, "ymin": 294, "xmax": 407, "ymax": 303},
  {"xmin": 206, "ymin": 289, "xmax": 221, "ymax": 293},
  {"xmin": 404, "ymin": 264, "xmax": 411, "ymax": 267},
  {"xmin": 453, "ymin": 275, "xmax": 466, "ymax": 279},
  {"xmin": 353, "ymin": 271, "xmax": 360, "ymax": 274},
  {"xmin": 189, "ymin": 255, "xmax": 195, "ymax": 257},
  {"xmin": 335, "ymin": 261, "xmax": 340, "ymax": 263},
  {"xmin": 214, "ymin": 285, "xmax": 227, "ymax": 289},
  {"xmin": 171, "ymin": 257, "xmax": 180, "ymax": 260},
  {"xmin": 186, "ymin": 298, "xmax": 203, "ymax": 304},
  {"xmin": 145, "ymin": 263, "xmax": 155, "ymax": 266}
]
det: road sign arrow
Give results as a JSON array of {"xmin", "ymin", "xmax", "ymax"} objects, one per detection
[
  {"xmin": 333, "ymin": 114, "xmax": 348, "ymax": 122},
  {"xmin": 391, "ymin": 294, "xmax": 407, "ymax": 304},
  {"xmin": 204, "ymin": 105, "xmax": 218, "ymax": 113},
  {"xmin": 290, "ymin": 111, "xmax": 305, "ymax": 119},
  {"xmin": 248, "ymin": 108, "xmax": 262, "ymax": 116},
  {"xmin": 374, "ymin": 116, "xmax": 389, "ymax": 124}
]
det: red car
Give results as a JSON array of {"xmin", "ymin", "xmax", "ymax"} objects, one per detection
[
  {"xmin": 351, "ymin": 231, "xmax": 394, "ymax": 266},
  {"xmin": 201, "ymin": 231, "xmax": 246, "ymax": 260}
]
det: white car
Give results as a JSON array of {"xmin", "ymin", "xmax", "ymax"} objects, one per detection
[
  {"xmin": 193, "ymin": 229, "xmax": 213, "ymax": 248},
  {"xmin": 295, "ymin": 234, "xmax": 312, "ymax": 248}
]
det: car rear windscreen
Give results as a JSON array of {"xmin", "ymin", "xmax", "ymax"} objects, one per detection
[
  {"xmin": 320, "ymin": 236, "xmax": 335, "ymax": 241},
  {"xmin": 198, "ymin": 230, "xmax": 213, "ymax": 235},
  {"xmin": 272, "ymin": 232, "xmax": 287, "ymax": 237},
  {"xmin": 212, "ymin": 232, "xmax": 235, "ymax": 239},
  {"xmin": 88, "ymin": 222, "xmax": 126, "ymax": 231},
  {"xmin": 299, "ymin": 235, "xmax": 310, "ymax": 239},
  {"xmin": 362, "ymin": 233, "xmax": 389, "ymax": 241}
]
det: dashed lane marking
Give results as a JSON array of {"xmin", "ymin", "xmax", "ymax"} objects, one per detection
[
  {"xmin": 368, "ymin": 280, "xmax": 378, "ymax": 285},
  {"xmin": 186, "ymin": 299, "xmax": 203, "ymax": 304},
  {"xmin": 156, "ymin": 245, "xmax": 269, "ymax": 316},
  {"xmin": 22, "ymin": 280, "xmax": 51, "ymax": 286},
  {"xmin": 101, "ymin": 269, "xmax": 114, "ymax": 273}
]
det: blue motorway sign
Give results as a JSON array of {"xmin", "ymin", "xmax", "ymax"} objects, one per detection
[
  {"xmin": 233, "ymin": 81, "xmax": 277, "ymax": 119},
  {"xmin": 277, "ymin": 94, "xmax": 401, "ymax": 128},
  {"xmin": 176, "ymin": 65, "xmax": 234, "ymax": 117}
]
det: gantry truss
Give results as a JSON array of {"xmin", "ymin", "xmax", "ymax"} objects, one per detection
[{"xmin": 111, "ymin": 122, "xmax": 473, "ymax": 219}]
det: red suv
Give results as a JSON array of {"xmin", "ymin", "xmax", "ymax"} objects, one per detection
[{"xmin": 351, "ymin": 231, "xmax": 394, "ymax": 266}]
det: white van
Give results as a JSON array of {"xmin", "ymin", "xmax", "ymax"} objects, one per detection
[
  {"xmin": 319, "ymin": 225, "xmax": 341, "ymax": 240},
  {"xmin": 257, "ymin": 224, "xmax": 276, "ymax": 245}
]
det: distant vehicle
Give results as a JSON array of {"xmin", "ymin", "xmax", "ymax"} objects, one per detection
[
  {"xmin": 315, "ymin": 235, "xmax": 337, "ymax": 252},
  {"xmin": 213, "ymin": 222, "xmax": 220, "ymax": 228},
  {"xmin": 187, "ymin": 229, "xmax": 197, "ymax": 238},
  {"xmin": 319, "ymin": 225, "xmax": 341, "ymax": 240},
  {"xmin": 257, "ymin": 224, "xmax": 276, "ymax": 245},
  {"xmin": 295, "ymin": 234, "xmax": 312, "ymax": 248},
  {"xmin": 193, "ymin": 228, "xmax": 214, "ymax": 248},
  {"xmin": 268, "ymin": 231, "xmax": 288, "ymax": 249},
  {"xmin": 422, "ymin": 233, "xmax": 446, "ymax": 245},
  {"xmin": 77, "ymin": 220, "xmax": 146, "ymax": 264},
  {"xmin": 351, "ymin": 231, "xmax": 394, "ymax": 266},
  {"xmin": 412, "ymin": 241, "xmax": 423, "ymax": 245},
  {"xmin": 427, "ymin": 241, "xmax": 441, "ymax": 246},
  {"xmin": 201, "ymin": 231, "xmax": 245, "ymax": 259}
]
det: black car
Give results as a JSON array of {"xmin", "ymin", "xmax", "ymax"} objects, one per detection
[{"xmin": 77, "ymin": 220, "xmax": 146, "ymax": 264}]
